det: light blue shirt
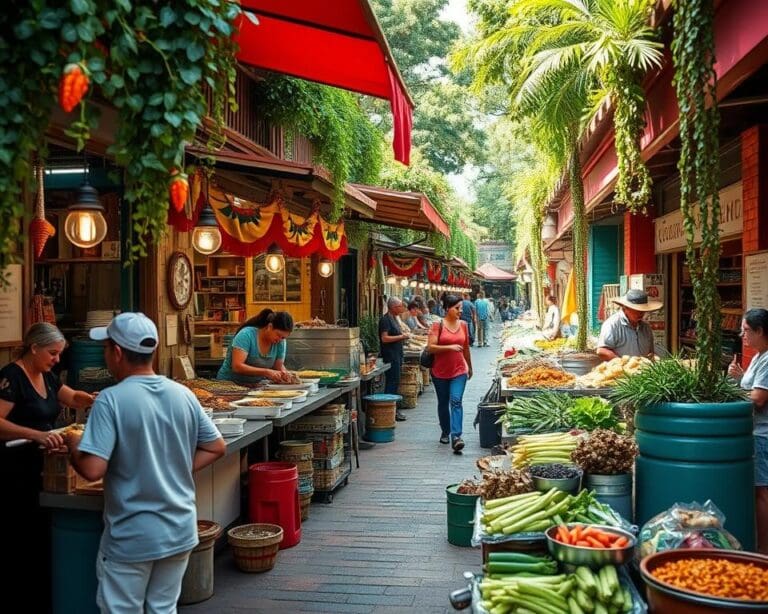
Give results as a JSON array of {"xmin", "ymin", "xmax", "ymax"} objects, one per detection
[
  {"xmin": 476, "ymin": 298, "xmax": 489, "ymax": 321},
  {"xmin": 78, "ymin": 375, "xmax": 221, "ymax": 563},
  {"xmin": 217, "ymin": 326, "xmax": 287, "ymax": 384},
  {"xmin": 740, "ymin": 350, "xmax": 768, "ymax": 436}
]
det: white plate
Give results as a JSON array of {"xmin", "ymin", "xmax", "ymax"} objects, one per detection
[
  {"xmin": 298, "ymin": 378, "xmax": 321, "ymax": 385},
  {"xmin": 213, "ymin": 417, "xmax": 246, "ymax": 435},
  {"xmin": 264, "ymin": 383, "xmax": 314, "ymax": 391},
  {"xmin": 229, "ymin": 397, "xmax": 290, "ymax": 410},
  {"xmin": 248, "ymin": 390, "xmax": 308, "ymax": 403}
]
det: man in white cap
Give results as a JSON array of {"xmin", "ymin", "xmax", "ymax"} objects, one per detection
[
  {"xmin": 597, "ymin": 289, "xmax": 662, "ymax": 361},
  {"xmin": 65, "ymin": 312, "xmax": 225, "ymax": 613}
]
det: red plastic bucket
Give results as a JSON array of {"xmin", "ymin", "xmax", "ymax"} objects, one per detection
[{"xmin": 248, "ymin": 462, "xmax": 301, "ymax": 548}]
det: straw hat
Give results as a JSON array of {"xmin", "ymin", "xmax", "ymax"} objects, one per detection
[{"xmin": 612, "ymin": 289, "xmax": 662, "ymax": 312}]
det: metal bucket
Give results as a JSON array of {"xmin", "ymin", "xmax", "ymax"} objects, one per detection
[{"xmin": 584, "ymin": 472, "xmax": 633, "ymax": 522}]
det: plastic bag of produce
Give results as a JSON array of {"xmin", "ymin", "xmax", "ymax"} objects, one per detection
[{"xmin": 637, "ymin": 500, "xmax": 741, "ymax": 560}]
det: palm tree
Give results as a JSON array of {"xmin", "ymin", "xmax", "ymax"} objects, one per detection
[{"xmin": 455, "ymin": 0, "xmax": 661, "ymax": 349}]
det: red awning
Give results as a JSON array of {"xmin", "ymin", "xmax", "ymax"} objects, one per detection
[
  {"xmin": 350, "ymin": 184, "xmax": 450, "ymax": 238},
  {"xmin": 475, "ymin": 262, "xmax": 517, "ymax": 281},
  {"xmin": 236, "ymin": 0, "xmax": 413, "ymax": 165}
]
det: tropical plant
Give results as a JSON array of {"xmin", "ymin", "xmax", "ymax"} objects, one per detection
[
  {"xmin": 455, "ymin": 0, "xmax": 663, "ymax": 349},
  {"xmin": 671, "ymin": 0, "xmax": 726, "ymax": 394},
  {"xmin": 612, "ymin": 358, "xmax": 745, "ymax": 407},
  {"xmin": 0, "ymin": 1, "xmax": 241, "ymax": 269},
  {"xmin": 359, "ymin": 313, "xmax": 381, "ymax": 355}
]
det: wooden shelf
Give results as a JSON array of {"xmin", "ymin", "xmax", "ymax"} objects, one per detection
[
  {"xmin": 721, "ymin": 307, "xmax": 743, "ymax": 315},
  {"xmin": 201, "ymin": 275, "xmax": 244, "ymax": 280},
  {"xmin": 35, "ymin": 258, "xmax": 121, "ymax": 264}
]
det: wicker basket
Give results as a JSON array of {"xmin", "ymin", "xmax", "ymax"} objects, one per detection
[
  {"xmin": 227, "ymin": 524, "xmax": 283, "ymax": 573},
  {"xmin": 420, "ymin": 367, "xmax": 431, "ymax": 386},
  {"xmin": 299, "ymin": 493, "xmax": 312, "ymax": 521}
]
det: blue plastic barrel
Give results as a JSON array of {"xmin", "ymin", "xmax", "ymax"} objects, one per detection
[
  {"xmin": 51, "ymin": 509, "xmax": 103, "ymax": 614},
  {"xmin": 635, "ymin": 400, "xmax": 755, "ymax": 550},
  {"xmin": 67, "ymin": 337, "xmax": 107, "ymax": 389}
]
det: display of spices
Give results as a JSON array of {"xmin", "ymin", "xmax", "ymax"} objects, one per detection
[
  {"xmin": 506, "ymin": 366, "xmax": 575, "ymax": 389},
  {"xmin": 499, "ymin": 356, "xmax": 558, "ymax": 378},
  {"xmin": 571, "ymin": 429, "xmax": 638, "ymax": 474}
]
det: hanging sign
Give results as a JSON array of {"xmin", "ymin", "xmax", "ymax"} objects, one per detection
[
  {"xmin": 0, "ymin": 265, "xmax": 23, "ymax": 347},
  {"xmin": 654, "ymin": 182, "xmax": 743, "ymax": 254},
  {"xmin": 745, "ymin": 251, "xmax": 768, "ymax": 311}
]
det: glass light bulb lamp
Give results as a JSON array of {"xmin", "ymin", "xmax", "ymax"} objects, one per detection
[{"xmin": 64, "ymin": 183, "xmax": 108, "ymax": 249}]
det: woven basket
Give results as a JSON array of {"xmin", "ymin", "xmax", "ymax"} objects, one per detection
[
  {"xmin": 420, "ymin": 367, "xmax": 431, "ymax": 386},
  {"xmin": 401, "ymin": 366, "xmax": 419, "ymax": 384},
  {"xmin": 299, "ymin": 493, "xmax": 312, "ymax": 521},
  {"xmin": 227, "ymin": 524, "xmax": 283, "ymax": 573}
]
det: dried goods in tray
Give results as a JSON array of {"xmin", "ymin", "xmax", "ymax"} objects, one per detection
[{"xmin": 506, "ymin": 366, "xmax": 575, "ymax": 389}]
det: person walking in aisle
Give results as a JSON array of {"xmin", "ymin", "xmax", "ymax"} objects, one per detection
[
  {"xmin": 65, "ymin": 313, "xmax": 226, "ymax": 613},
  {"xmin": 475, "ymin": 291, "xmax": 491, "ymax": 347},
  {"xmin": 460, "ymin": 292, "xmax": 477, "ymax": 346},
  {"xmin": 427, "ymin": 294, "xmax": 473, "ymax": 453},
  {"xmin": 379, "ymin": 297, "xmax": 409, "ymax": 421}
]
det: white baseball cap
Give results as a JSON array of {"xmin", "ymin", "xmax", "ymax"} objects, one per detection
[{"xmin": 90, "ymin": 312, "xmax": 159, "ymax": 354}]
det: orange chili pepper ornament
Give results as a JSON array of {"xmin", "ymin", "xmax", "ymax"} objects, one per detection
[
  {"xmin": 169, "ymin": 169, "xmax": 189, "ymax": 213},
  {"xmin": 58, "ymin": 63, "xmax": 90, "ymax": 113}
]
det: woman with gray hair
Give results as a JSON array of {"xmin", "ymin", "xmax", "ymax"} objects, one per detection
[{"xmin": 0, "ymin": 322, "xmax": 95, "ymax": 611}]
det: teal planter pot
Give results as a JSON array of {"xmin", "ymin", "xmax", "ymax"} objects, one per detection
[{"xmin": 635, "ymin": 401, "xmax": 755, "ymax": 550}]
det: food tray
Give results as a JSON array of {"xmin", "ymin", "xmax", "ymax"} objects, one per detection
[
  {"xmin": 247, "ymin": 389, "xmax": 308, "ymax": 403},
  {"xmin": 294, "ymin": 368, "xmax": 347, "ymax": 385},
  {"xmin": 264, "ymin": 382, "xmax": 317, "ymax": 392},
  {"xmin": 501, "ymin": 386, "xmax": 613, "ymax": 398},
  {"xmin": 229, "ymin": 397, "xmax": 292, "ymax": 411},
  {"xmin": 469, "ymin": 566, "xmax": 646, "ymax": 614},
  {"xmin": 213, "ymin": 417, "xmax": 246, "ymax": 436},
  {"xmin": 472, "ymin": 499, "xmax": 547, "ymax": 547},
  {"xmin": 232, "ymin": 405, "xmax": 284, "ymax": 419}
]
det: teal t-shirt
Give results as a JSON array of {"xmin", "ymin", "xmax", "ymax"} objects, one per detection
[{"xmin": 216, "ymin": 326, "xmax": 287, "ymax": 384}]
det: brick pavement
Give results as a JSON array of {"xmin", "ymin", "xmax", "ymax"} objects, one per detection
[{"xmin": 181, "ymin": 332, "xmax": 499, "ymax": 614}]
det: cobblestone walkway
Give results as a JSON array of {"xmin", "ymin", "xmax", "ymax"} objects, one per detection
[{"xmin": 182, "ymin": 335, "xmax": 499, "ymax": 613}]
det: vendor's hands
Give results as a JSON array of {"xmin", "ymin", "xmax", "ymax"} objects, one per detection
[
  {"xmin": 37, "ymin": 430, "xmax": 65, "ymax": 450},
  {"xmin": 265, "ymin": 369, "xmax": 288, "ymax": 383},
  {"xmin": 728, "ymin": 355, "xmax": 744, "ymax": 379},
  {"xmin": 73, "ymin": 390, "xmax": 96, "ymax": 408}
]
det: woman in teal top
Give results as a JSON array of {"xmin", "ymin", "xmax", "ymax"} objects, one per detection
[{"xmin": 217, "ymin": 309, "xmax": 294, "ymax": 384}]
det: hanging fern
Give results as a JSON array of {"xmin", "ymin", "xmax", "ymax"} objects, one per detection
[
  {"xmin": 253, "ymin": 76, "xmax": 383, "ymax": 222},
  {"xmin": 671, "ymin": 0, "xmax": 723, "ymax": 391}
]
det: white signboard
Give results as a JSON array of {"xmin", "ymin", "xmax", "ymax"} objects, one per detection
[
  {"xmin": 745, "ymin": 251, "xmax": 768, "ymax": 311},
  {"xmin": 654, "ymin": 182, "xmax": 743, "ymax": 254},
  {"xmin": 477, "ymin": 242, "xmax": 514, "ymax": 271},
  {"xmin": 0, "ymin": 265, "xmax": 23, "ymax": 347}
]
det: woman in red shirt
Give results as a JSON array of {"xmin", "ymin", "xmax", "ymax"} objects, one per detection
[{"xmin": 427, "ymin": 294, "xmax": 473, "ymax": 453}]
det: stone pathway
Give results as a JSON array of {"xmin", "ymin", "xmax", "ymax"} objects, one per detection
[{"xmin": 182, "ymin": 333, "xmax": 500, "ymax": 613}]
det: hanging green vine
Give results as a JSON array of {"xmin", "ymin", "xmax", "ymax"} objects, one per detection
[
  {"xmin": 253, "ymin": 76, "xmax": 384, "ymax": 222},
  {"xmin": 570, "ymin": 148, "xmax": 589, "ymax": 352},
  {"xmin": 605, "ymin": 69, "xmax": 653, "ymax": 213},
  {"xmin": 671, "ymin": 0, "xmax": 723, "ymax": 391},
  {"xmin": 0, "ymin": 1, "xmax": 240, "ymax": 269}
]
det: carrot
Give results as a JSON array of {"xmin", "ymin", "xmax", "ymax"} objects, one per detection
[
  {"xmin": 613, "ymin": 536, "xmax": 629, "ymax": 548},
  {"xmin": 556, "ymin": 525, "xmax": 570, "ymax": 544},
  {"xmin": 571, "ymin": 525, "xmax": 583, "ymax": 542},
  {"xmin": 575, "ymin": 540, "xmax": 591, "ymax": 547},
  {"xmin": 586, "ymin": 536, "xmax": 604, "ymax": 548}
]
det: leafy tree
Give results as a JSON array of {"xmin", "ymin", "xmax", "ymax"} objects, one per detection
[{"xmin": 369, "ymin": 0, "xmax": 487, "ymax": 174}]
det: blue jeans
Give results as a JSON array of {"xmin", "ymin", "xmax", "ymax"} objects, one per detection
[{"xmin": 432, "ymin": 373, "xmax": 468, "ymax": 440}]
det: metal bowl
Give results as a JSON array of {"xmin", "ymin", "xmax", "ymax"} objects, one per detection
[
  {"xmin": 545, "ymin": 523, "xmax": 636, "ymax": 569},
  {"xmin": 640, "ymin": 548, "xmax": 768, "ymax": 613},
  {"xmin": 530, "ymin": 466, "xmax": 583, "ymax": 495}
]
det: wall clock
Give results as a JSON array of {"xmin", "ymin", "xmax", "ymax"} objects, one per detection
[{"xmin": 167, "ymin": 251, "xmax": 193, "ymax": 311}]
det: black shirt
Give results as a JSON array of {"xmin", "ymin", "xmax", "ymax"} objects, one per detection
[
  {"xmin": 378, "ymin": 313, "xmax": 403, "ymax": 363},
  {"xmin": 0, "ymin": 363, "xmax": 62, "ymax": 432}
]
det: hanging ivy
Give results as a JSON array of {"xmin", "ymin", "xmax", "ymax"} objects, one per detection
[
  {"xmin": 671, "ymin": 0, "xmax": 722, "ymax": 391},
  {"xmin": 253, "ymin": 76, "xmax": 384, "ymax": 222},
  {"xmin": 0, "ymin": 1, "xmax": 240, "ymax": 270}
]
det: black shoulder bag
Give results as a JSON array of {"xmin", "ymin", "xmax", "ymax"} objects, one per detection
[{"xmin": 419, "ymin": 321, "xmax": 443, "ymax": 369}]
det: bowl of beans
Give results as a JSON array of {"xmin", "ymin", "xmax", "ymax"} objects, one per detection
[
  {"xmin": 529, "ymin": 463, "xmax": 583, "ymax": 495},
  {"xmin": 640, "ymin": 548, "xmax": 768, "ymax": 612}
]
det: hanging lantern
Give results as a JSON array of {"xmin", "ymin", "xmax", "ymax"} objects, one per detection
[
  {"xmin": 64, "ymin": 169, "xmax": 107, "ymax": 249},
  {"xmin": 399, "ymin": 278, "xmax": 408, "ymax": 288},
  {"xmin": 542, "ymin": 213, "xmax": 558, "ymax": 241},
  {"xmin": 265, "ymin": 244, "xmax": 285, "ymax": 274},
  {"xmin": 192, "ymin": 200, "xmax": 222, "ymax": 255},
  {"xmin": 386, "ymin": 275, "xmax": 397, "ymax": 285},
  {"xmin": 318, "ymin": 258, "xmax": 334, "ymax": 278}
]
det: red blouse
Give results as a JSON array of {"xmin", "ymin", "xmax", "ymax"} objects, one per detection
[{"xmin": 430, "ymin": 320, "xmax": 469, "ymax": 379}]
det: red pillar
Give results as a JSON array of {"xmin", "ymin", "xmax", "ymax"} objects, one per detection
[
  {"xmin": 741, "ymin": 125, "xmax": 768, "ymax": 365},
  {"xmin": 623, "ymin": 209, "xmax": 656, "ymax": 275}
]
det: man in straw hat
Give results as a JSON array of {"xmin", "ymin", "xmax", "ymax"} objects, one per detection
[{"xmin": 597, "ymin": 289, "xmax": 663, "ymax": 361}]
